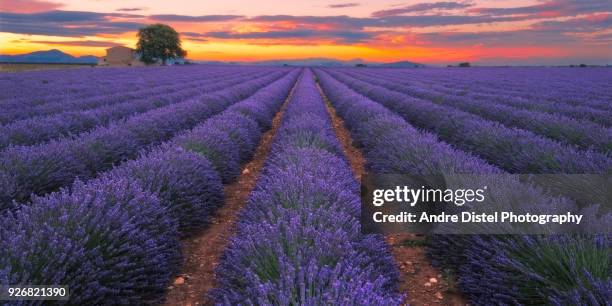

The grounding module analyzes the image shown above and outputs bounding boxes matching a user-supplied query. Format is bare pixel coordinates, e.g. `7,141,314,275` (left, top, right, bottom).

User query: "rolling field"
0,66,610,305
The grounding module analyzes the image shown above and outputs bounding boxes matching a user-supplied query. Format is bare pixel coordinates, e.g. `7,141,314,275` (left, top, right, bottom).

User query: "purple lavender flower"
108,146,224,235
0,175,181,304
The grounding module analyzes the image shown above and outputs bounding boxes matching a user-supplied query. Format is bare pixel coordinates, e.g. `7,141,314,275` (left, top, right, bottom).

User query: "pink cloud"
1,0,63,13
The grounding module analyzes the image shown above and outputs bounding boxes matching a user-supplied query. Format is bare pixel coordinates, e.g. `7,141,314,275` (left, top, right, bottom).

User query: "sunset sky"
0,0,610,65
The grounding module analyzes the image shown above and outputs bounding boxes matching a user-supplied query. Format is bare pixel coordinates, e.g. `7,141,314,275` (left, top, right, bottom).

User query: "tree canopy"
136,24,186,65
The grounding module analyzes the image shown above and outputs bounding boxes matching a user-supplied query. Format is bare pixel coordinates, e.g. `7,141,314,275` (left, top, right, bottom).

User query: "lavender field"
0,66,610,305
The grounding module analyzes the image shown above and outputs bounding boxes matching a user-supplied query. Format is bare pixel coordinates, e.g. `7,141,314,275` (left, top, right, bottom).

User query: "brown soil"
320,90,367,181
162,80,297,306
319,83,467,306
386,234,466,306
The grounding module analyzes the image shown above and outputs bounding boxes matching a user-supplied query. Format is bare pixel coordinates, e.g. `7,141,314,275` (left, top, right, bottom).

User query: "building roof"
106,45,134,52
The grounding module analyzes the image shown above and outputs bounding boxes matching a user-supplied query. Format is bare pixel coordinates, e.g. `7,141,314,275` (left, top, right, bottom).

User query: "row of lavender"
0,69,267,149
0,68,266,125
0,67,221,122
324,69,611,176
338,68,612,152
328,69,610,205
315,69,610,305
353,68,612,127
0,69,300,304
0,66,185,101
212,70,402,304
0,66,264,108
0,69,288,210
359,67,612,112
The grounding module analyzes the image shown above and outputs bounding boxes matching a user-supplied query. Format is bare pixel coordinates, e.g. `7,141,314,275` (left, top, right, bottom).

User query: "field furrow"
163,68,299,306
212,69,402,305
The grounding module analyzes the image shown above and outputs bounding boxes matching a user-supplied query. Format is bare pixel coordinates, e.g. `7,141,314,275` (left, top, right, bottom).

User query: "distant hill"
0,49,98,64
252,58,425,67
194,60,233,65
2,51,422,67
235,58,355,67
195,58,425,67
376,61,424,68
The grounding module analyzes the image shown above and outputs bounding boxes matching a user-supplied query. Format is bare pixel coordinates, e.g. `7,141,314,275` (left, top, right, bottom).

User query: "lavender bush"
457,235,610,305
205,113,261,163
174,128,241,184
0,176,181,304
107,146,224,235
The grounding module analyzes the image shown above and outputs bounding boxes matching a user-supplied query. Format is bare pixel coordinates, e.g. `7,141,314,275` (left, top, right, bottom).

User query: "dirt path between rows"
318,82,466,306
163,80,297,306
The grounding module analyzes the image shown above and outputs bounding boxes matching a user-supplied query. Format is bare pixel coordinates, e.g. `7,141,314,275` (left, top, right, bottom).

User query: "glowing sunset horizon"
0,0,610,65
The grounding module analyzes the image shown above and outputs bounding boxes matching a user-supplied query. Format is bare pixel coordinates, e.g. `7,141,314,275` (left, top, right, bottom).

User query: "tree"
136,24,186,65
